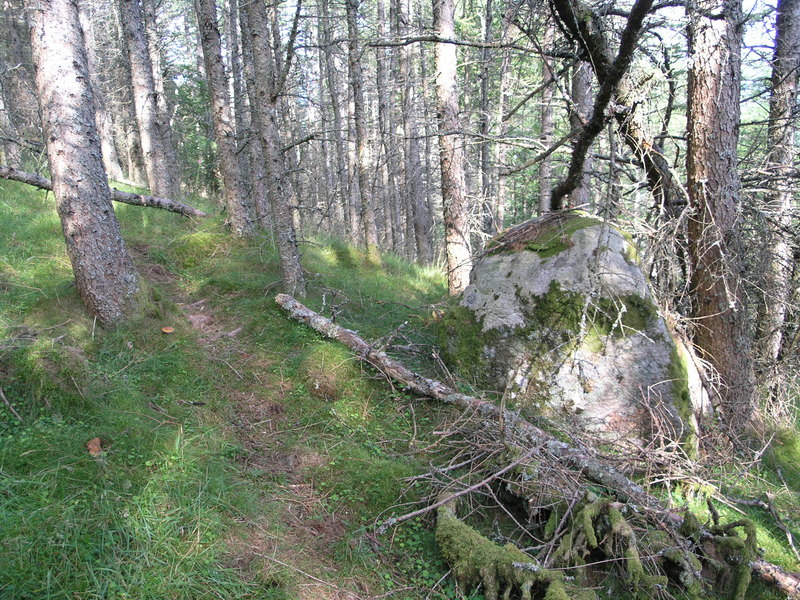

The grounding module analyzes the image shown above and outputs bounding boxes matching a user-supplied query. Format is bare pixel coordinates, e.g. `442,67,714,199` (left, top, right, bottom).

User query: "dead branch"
0,165,208,218
275,293,800,598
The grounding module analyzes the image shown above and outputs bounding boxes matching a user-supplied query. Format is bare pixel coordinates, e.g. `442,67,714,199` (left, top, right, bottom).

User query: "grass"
0,180,452,599
2,179,799,600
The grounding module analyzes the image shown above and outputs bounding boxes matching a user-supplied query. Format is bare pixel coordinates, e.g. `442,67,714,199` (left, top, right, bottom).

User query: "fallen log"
0,165,207,218
275,293,800,598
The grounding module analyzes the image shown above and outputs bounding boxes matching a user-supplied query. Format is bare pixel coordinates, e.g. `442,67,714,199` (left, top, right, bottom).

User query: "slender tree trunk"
346,0,380,261
493,5,513,232
195,0,254,235
760,0,800,366
236,0,270,228
538,24,555,215
26,0,139,326
241,0,305,297
434,0,471,294
396,0,433,263
141,0,180,186
686,0,755,432
478,0,495,235
376,0,404,254
319,0,354,242
110,7,148,185
77,1,125,182
118,0,180,199
570,61,593,207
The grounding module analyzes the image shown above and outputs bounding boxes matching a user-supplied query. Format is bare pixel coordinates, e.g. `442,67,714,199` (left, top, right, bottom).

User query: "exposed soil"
152,272,365,597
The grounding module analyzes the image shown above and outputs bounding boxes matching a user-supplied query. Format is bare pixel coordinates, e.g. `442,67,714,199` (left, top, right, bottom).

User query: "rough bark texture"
241,0,306,297
275,293,800,598
569,62,593,208
78,0,125,183
395,0,433,264
0,166,207,217
686,0,755,431
346,0,380,262
434,0,471,294
118,0,180,199
26,0,139,326
537,23,555,215
761,0,800,364
194,0,254,236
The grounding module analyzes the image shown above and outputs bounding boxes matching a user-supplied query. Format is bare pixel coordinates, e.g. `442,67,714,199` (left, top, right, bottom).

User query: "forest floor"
1,180,799,600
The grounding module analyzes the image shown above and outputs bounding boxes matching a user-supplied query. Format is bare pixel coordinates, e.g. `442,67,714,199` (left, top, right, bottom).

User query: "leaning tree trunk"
686,0,755,432
760,0,800,367
26,0,139,326
434,0,471,294
194,0,254,236
117,0,180,199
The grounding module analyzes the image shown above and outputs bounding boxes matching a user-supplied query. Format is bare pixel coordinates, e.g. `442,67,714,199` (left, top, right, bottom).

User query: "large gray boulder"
440,212,707,446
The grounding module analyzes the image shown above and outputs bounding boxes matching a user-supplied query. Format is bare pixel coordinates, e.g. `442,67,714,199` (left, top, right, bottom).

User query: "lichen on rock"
444,211,708,445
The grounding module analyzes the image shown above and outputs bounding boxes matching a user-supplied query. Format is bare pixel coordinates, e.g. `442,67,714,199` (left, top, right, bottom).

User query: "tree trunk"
194,0,254,235
26,0,139,326
686,0,755,432
434,0,471,294
478,0,496,234
346,0,380,262
760,0,800,366
78,0,125,183
141,0,179,187
396,0,433,263
569,61,593,208
538,23,555,215
376,0,404,255
118,0,181,199
241,0,306,297
318,0,351,238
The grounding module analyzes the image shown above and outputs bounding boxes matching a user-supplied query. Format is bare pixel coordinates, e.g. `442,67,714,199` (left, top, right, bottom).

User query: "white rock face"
454,214,705,444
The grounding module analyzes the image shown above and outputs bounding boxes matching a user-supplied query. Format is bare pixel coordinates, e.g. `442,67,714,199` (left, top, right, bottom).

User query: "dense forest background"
2,0,800,597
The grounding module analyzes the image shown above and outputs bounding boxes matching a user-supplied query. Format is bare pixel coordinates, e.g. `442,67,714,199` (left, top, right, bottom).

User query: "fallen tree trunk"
275,293,800,598
0,165,207,218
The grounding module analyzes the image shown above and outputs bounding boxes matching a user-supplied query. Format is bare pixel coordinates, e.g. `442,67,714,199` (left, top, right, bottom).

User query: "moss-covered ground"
1,181,799,599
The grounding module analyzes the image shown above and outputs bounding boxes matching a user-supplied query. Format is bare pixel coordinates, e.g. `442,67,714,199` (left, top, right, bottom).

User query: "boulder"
440,212,708,446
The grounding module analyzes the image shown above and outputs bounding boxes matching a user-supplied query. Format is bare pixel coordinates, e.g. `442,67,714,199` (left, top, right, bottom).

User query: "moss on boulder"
445,212,707,446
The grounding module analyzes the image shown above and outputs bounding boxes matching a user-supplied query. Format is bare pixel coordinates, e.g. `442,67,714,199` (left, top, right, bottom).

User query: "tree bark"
77,0,125,183
346,0,380,262
319,0,353,241
760,0,800,365
118,0,181,199
25,0,139,326
194,0,254,236
376,0,404,254
434,0,471,294
241,0,306,297
396,0,433,263
537,23,555,215
686,0,755,432
569,61,593,208
0,165,207,217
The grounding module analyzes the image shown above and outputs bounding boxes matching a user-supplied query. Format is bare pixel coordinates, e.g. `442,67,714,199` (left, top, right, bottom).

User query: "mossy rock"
447,212,705,446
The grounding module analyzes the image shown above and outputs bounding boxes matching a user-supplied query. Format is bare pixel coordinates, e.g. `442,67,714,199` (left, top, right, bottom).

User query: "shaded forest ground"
1,180,799,599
